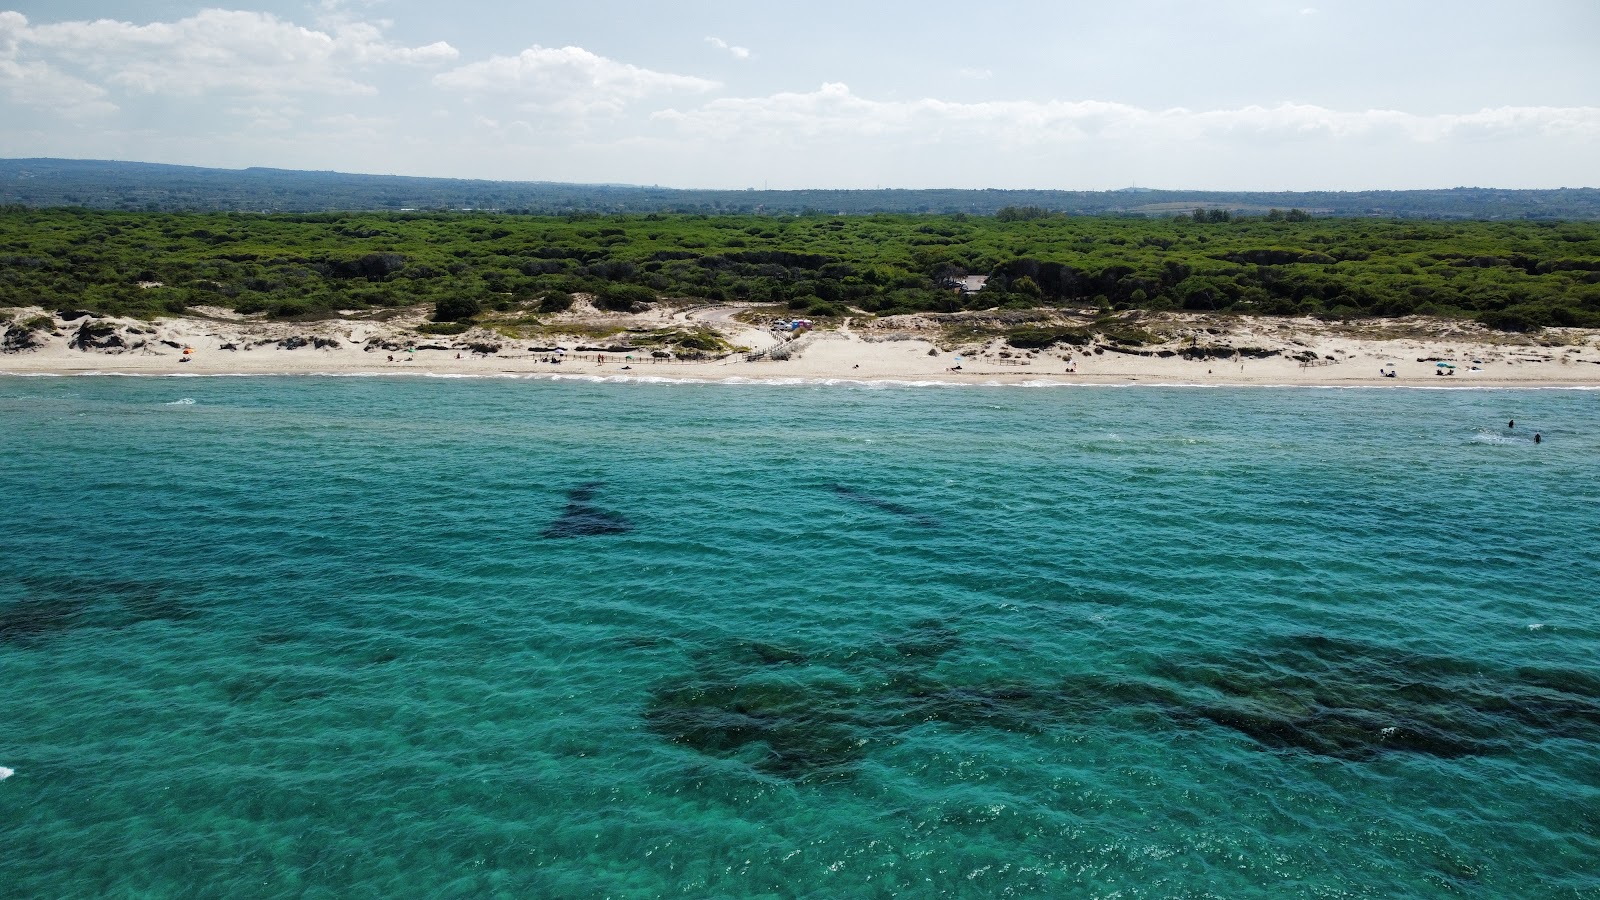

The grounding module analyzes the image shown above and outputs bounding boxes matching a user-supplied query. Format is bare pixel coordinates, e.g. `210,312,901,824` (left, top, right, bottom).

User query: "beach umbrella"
1436,362,1454,368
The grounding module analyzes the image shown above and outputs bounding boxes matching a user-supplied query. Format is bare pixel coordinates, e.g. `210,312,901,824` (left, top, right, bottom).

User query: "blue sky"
2,1,1596,189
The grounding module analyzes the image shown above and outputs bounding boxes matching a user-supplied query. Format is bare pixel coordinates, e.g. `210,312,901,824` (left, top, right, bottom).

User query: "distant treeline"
4,158,1600,220
2,208,1598,332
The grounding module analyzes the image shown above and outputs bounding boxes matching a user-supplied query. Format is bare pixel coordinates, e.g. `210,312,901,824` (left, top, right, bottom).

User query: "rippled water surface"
2,377,1598,898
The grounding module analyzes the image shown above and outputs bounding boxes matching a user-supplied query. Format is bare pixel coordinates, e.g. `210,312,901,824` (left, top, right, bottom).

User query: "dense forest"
5,158,1600,220
3,207,1598,333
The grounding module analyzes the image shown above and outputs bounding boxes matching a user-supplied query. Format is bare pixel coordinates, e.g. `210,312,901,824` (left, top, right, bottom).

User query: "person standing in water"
1509,419,1515,429
1535,433,1542,444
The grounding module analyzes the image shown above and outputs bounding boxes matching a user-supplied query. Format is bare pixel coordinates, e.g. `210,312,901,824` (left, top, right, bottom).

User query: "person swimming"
1534,432,1542,444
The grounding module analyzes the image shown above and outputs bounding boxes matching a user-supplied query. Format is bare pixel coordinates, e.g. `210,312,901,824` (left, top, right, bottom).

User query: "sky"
1,0,1596,190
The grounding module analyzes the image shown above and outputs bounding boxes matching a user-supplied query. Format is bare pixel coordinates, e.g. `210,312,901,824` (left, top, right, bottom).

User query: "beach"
4,302,1599,387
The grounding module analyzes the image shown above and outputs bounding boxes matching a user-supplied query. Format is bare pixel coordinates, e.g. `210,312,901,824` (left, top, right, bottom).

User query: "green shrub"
1007,326,1091,348
1098,325,1156,346
433,295,481,322
538,291,575,313
270,299,313,319
675,331,729,352
594,283,656,312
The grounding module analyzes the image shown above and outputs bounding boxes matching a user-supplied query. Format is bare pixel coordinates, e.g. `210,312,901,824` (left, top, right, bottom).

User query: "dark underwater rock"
828,484,940,528
749,642,808,666
644,629,1600,780
647,676,865,781
544,505,632,538
0,597,85,644
543,482,633,538
1,577,201,647
888,619,960,659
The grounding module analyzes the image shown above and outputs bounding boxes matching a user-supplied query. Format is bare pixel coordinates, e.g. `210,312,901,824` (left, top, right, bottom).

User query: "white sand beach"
4,302,1599,388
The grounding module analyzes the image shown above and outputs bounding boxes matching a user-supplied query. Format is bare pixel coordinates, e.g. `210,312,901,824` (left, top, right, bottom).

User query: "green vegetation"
2,207,1598,332
415,321,472,335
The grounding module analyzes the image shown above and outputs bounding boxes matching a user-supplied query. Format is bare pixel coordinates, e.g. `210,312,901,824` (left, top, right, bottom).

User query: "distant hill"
3,158,1598,219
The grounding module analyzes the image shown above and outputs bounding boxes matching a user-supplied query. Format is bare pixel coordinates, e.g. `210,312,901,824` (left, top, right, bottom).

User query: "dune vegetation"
2,206,1598,333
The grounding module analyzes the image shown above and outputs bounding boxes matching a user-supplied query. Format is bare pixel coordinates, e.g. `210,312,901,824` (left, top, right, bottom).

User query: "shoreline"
7,368,1599,391
4,305,1599,390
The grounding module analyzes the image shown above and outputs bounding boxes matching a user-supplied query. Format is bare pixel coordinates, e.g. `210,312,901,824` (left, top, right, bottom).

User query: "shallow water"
2,377,1597,897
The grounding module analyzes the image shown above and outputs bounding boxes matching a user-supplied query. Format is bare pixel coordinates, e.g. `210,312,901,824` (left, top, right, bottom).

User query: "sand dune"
4,304,1598,388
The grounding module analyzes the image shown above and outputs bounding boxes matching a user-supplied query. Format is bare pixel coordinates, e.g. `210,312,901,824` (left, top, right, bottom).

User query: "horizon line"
3,157,1596,195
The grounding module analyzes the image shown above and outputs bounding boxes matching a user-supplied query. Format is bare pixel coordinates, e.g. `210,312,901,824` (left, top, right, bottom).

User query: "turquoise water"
2,376,1597,898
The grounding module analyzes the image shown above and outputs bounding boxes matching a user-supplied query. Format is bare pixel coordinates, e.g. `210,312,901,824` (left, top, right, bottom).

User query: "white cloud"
224,102,302,130
704,36,750,60
0,57,117,116
8,9,456,100
0,10,22,56
329,21,458,65
0,13,115,116
435,45,717,114
653,83,1600,146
